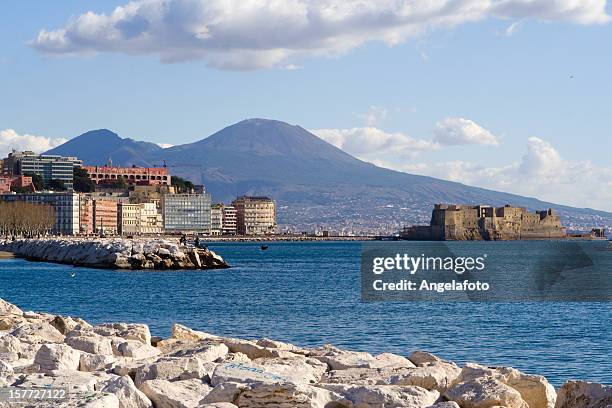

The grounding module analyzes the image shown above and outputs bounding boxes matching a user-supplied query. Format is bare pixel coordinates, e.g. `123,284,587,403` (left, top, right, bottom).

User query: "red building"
0,175,34,193
84,165,170,186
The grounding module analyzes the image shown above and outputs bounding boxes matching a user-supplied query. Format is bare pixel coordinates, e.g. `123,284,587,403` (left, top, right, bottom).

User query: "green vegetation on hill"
171,176,194,193
73,167,96,193
24,173,44,191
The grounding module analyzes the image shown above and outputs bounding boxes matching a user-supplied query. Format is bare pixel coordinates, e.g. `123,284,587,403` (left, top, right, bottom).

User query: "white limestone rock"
458,363,556,408
409,351,444,367
220,352,252,364
83,393,121,408
102,375,153,408
235,381,349,408
139,379,211,408
444,376,529,408
555,380,611,408
320,383,440,408
50,315,92,335
0,391,120,408
0,298,23,316
256,338,307,355
311,345,414,371
94,323,152,345
116,340,161,359
221,338,276,360
320,367,392,386
385,361,461,391
0,333,22,355
79,352,117,372
0,360,14,381
427,402,461,408
253,355,329,384
66,334,114,355
210,361,293,386
18,370,100,393
171,324,221,342
200,382,246,405
135,356,209,386
166,341,229,363
34,344,81,373
10,321,65,344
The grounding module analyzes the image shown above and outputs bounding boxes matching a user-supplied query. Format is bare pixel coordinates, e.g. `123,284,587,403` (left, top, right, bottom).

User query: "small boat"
260,245,269,251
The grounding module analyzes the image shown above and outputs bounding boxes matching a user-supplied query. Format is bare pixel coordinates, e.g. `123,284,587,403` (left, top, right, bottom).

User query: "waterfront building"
162,193,211,233
93,199,118,235
210,204,223,236
232,196,276,235
0,192,80,235
118,202,140,235
84,165,170,186
79,196,94,234
2,151,82,189
222,205,237,235
118,202,163,235
140,202,163,234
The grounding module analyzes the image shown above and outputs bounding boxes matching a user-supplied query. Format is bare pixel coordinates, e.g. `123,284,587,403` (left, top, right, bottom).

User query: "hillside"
46,129,162,167
45,119,612,233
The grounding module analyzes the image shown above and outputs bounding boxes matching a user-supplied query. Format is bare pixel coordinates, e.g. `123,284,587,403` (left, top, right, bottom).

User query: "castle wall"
402,204,567,241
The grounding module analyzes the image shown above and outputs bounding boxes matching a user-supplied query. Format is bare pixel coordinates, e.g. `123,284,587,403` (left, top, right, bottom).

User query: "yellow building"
232,196,276,235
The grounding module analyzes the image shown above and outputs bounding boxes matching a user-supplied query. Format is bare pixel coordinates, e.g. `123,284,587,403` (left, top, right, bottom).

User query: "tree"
73,167,96,193
24,173,44,190
114,176,127,190
0,202,55,237
171,176,195,193
47,179,67,191
10,186,32,194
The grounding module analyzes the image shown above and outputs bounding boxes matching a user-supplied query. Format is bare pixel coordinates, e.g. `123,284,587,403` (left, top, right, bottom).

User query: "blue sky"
1,0,611,210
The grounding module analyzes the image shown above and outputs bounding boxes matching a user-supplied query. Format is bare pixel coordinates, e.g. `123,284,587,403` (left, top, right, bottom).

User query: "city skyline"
1,1,612,211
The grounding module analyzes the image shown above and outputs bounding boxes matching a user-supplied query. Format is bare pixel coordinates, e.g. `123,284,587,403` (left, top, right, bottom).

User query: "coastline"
0,238,229,270
0,297,609,408
0,251,14,259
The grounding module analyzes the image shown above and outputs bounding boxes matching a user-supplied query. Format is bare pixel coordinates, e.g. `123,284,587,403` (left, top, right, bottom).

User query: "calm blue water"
0,241,610,387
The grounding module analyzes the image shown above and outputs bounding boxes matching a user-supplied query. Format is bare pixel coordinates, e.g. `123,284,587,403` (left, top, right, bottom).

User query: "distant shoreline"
0,251,14,259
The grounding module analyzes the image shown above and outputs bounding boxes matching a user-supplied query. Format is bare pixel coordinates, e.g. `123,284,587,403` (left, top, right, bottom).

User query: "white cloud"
312,126,438,161
157,143,174,148
493,0,611,24
30,0,611,69
0,129,67,158
433,117,500,146
359,106,388,126
502,19,524,35
379,137,612,212
284,64,301,70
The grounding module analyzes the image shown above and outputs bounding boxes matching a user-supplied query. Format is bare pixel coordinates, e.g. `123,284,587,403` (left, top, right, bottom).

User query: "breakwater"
0,298,609,408
0,238,229,270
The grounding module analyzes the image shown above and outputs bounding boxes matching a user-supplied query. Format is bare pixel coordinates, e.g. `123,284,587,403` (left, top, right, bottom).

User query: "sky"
1,0,611,211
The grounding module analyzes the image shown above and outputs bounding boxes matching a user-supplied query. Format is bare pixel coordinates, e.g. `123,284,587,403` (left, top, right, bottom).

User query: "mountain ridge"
45,119,612,232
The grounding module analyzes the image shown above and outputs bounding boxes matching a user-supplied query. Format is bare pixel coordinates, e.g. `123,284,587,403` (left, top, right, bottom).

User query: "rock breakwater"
0,298,610,408
0,238,229,270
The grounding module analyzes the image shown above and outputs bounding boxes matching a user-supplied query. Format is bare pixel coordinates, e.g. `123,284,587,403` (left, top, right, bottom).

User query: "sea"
0,241,610,387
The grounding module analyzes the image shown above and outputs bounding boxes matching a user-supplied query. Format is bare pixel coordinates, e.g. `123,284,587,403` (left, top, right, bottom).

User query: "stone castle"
401,204,567,240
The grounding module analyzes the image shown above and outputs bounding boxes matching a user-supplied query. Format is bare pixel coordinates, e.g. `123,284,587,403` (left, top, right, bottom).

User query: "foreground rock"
0,238,229,270
1,297,610,408
554,380,612,408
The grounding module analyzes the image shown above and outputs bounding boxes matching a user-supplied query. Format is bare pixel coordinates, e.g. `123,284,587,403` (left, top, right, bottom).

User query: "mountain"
45,129,163,167
45,119,612,233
